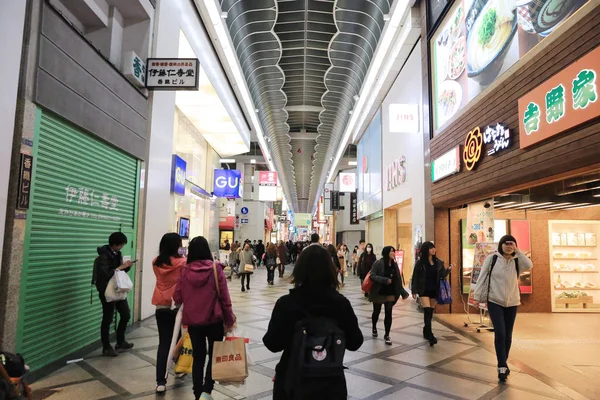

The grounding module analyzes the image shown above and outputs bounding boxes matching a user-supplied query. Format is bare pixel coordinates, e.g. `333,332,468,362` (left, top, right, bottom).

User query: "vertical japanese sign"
350,191,359,225
331,190,340,211
146,58,200,90
17,154,33,210
273,200,283,216
519,46,600,149
123,52,146,88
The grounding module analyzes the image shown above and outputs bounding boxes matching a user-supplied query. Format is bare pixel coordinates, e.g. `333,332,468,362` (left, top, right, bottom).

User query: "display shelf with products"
549,221,600,312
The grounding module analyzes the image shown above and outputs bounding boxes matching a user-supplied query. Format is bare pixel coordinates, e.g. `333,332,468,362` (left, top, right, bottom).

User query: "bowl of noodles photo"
466,0,518,86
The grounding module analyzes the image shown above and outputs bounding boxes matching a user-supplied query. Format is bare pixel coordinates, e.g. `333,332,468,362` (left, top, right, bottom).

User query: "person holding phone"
93,232,134,357
411,242,452,347
473,235,532,382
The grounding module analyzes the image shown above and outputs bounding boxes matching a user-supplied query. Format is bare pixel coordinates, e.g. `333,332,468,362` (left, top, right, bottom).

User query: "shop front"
382,39,428,283
357,110,384,253
429,1,600,313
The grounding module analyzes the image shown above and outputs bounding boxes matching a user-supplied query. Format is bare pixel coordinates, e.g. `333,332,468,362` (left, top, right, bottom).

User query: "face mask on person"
367,247,372,253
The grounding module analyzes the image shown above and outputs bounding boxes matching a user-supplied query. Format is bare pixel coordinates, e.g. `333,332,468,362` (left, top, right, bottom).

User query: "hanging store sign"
483,123,511,156
17,154,33,210
259,171,278,186
339,172,356,193
295,213,312,228
213,169,242,198
389,104,419,133
146,58,199,90
331,190,340,211
350,191,359,225
519,45,600,149
386,156,407,191
123,52,146,88
171,155,187,195
258,171,278,201
273,200,283,216
431,146,460,182
324,182,334,200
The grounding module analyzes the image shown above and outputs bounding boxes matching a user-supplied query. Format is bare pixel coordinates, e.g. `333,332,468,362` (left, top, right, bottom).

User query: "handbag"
174,332,193,374
276,257,281,264
361,271,373,293
244,264,254,272
437,279,452,304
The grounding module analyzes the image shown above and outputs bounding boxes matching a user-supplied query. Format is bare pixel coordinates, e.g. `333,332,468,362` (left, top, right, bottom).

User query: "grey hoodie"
473,250,533,308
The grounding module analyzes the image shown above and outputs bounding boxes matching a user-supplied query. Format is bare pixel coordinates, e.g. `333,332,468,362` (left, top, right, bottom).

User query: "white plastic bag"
114,270,133,292
104,274,128,302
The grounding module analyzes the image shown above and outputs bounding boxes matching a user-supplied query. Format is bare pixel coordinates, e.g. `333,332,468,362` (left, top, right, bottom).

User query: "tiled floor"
31,268,585,399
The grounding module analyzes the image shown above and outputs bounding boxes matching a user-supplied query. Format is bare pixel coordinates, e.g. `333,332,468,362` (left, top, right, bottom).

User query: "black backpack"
284,312,347,399
0,352,26,378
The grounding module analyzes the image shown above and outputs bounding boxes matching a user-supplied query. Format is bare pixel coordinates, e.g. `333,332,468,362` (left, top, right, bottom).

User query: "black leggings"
487,302,518,368
188,323,224,396
99,291,130,348
241,273,251,288
155,308,180,385
372,302,394,336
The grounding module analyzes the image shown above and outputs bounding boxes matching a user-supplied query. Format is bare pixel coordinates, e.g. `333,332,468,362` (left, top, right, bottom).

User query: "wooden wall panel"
430,5,600,208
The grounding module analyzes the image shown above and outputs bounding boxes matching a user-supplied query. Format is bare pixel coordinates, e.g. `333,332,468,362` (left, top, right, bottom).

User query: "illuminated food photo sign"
431,0,590,134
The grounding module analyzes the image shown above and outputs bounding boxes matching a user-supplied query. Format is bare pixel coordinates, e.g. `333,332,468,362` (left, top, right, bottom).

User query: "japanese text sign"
350,191,359,224
483,123,511,156
213,169,242,198
259,171,278,186
123,52,146,88
519,46,600,149
431,146,460,183
17,154,33,210
146,58,199,90
171,155,187,196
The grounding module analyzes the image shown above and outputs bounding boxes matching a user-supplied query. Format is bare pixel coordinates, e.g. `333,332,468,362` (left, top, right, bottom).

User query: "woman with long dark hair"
411,242,452,346
369,246,409,345
263,245,363,399
265,243,278,284
152,233,186,393
358,243,377,298
473,235,532,382
173,237,235,400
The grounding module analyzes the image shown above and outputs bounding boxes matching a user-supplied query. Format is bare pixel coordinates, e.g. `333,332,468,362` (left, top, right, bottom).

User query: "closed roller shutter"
17,110,140,371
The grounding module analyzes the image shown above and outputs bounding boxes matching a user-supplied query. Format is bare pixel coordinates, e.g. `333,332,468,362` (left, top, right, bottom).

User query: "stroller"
0,351,31,400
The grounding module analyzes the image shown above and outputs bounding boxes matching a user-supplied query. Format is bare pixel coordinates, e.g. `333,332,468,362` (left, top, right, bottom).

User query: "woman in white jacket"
473,235,532,383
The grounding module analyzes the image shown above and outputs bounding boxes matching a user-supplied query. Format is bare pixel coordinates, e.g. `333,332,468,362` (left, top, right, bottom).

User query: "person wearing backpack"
93,232,134,357
411,242,453,346
369,246,409,345
173,236,236,400
152,233,187,394
473,235,532,383
263,245,363,400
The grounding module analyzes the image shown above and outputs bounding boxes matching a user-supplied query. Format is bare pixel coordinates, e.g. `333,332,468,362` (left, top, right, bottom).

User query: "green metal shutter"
17,109,141,371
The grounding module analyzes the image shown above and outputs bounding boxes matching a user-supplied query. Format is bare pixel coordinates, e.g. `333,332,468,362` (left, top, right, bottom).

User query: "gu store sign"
386,156,406,191
213,169,242,198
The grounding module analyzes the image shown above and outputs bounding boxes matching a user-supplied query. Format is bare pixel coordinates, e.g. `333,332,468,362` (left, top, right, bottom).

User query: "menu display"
431,0,590,133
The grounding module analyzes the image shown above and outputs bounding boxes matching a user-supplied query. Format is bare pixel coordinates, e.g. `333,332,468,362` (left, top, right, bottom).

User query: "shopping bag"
212,337,248,383
104,275,128,302
437,279,453,305
114,270,133,292
361,271,373,293
174,332,194,374
276,257,281,264
166,306,183,379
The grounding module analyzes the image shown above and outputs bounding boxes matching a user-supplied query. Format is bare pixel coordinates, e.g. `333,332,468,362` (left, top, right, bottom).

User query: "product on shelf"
585,282,597,288
567,233,578,246
566,252,577,258
585,233,597,246
583,264,595,271
554,252,564,258
552,232,561,246
561,233,568,246
577,233,586,246
580,251,592,258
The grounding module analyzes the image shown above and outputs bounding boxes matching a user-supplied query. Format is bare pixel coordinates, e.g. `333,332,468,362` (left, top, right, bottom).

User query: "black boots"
423,308,437,346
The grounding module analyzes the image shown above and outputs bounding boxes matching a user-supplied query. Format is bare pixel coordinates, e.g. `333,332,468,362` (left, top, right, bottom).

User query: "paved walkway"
31,267,586,399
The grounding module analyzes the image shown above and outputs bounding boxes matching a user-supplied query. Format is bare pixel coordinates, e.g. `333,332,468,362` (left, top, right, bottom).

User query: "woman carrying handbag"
238,243,254,292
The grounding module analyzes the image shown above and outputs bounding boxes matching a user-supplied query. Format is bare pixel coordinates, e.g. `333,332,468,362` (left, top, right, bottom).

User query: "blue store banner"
213,169,242,198
171,155,187,195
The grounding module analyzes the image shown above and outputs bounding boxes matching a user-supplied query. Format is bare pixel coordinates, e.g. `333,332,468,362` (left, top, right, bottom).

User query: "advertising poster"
395,250,405,277
466,200,494,245
510,219,533,294
461,219,476,293
467,242,497,309
431,0,590,133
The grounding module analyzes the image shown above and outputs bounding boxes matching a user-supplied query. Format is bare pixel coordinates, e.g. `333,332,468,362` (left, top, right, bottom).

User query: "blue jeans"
487,302,518,368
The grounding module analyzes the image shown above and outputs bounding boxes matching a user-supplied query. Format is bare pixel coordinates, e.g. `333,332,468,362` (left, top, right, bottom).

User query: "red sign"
395,249,404,276
259,171,278,186
519,46,600,149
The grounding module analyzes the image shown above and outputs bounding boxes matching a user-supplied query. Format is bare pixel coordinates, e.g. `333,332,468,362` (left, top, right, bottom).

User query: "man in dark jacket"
93,232,134,357
255,240,265,266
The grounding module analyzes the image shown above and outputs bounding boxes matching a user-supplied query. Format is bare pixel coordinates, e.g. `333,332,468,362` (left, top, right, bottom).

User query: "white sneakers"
156,385,166,393
200,393,214,400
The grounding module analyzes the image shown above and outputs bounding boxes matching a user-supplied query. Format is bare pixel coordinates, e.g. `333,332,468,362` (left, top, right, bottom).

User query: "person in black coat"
411,241,453,346
93,232,134,357
263,245,363,400
255,240,265,266
357,243,377,297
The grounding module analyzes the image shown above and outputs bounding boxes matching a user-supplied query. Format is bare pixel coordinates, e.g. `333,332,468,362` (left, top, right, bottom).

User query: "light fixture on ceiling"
220,11,228,19
250,159,256,164
353,95,359,102
349,161,357,166
220,158,235,163
383,14,391,21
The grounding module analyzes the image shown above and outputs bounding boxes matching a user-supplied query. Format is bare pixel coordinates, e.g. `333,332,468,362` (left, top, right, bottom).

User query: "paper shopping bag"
212,338,248,383
174,332,193,374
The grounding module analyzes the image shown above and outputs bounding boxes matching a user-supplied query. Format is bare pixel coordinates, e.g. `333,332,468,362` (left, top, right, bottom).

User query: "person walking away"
239,243,254,291
93,232,134,357
369,246,409,345
173,236,235,400
358,243,376,298
276,240,289,278
227,246,239,280
263,245,363,399
356,240,366,275
327,245,343,288
265,243,278,284
473,235,532,382
343,245,351,275
152,233,187,393
411,242,453,346
256,240,266,267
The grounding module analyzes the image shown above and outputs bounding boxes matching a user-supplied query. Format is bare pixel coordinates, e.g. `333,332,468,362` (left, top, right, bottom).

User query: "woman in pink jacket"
174,236,236,400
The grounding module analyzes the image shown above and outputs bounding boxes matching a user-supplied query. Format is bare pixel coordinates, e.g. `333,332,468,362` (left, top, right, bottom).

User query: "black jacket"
369,259,408,302
256,243,265,256
93,245,128,292
331,255,341,271
357,253,376,279
263,286,363,399
410,258,450,296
